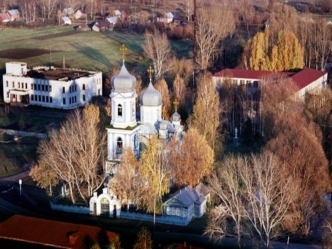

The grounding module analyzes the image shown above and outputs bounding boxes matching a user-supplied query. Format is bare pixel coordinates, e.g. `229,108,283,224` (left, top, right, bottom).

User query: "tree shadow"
70,43,112,69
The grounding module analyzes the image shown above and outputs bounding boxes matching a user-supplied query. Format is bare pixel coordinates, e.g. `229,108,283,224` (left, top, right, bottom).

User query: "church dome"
111,62,136,93
140,82,162,106
172,111,181,122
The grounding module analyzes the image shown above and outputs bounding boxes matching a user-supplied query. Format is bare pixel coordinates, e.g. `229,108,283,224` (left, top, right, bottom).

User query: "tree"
169,128,214,187
155,78,171,119
37,105,106,204
108,147,138,210
244,29,304,71
195,5,236,71
29,158,58,196
133,227,152,249
142,30,174,80
139,136,171,222
172,74,186,104
205,155,246,246
39,0,57,19
189,74,221,153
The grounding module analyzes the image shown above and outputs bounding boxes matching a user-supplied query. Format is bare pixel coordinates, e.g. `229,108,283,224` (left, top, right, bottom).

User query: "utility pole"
193,0,197,69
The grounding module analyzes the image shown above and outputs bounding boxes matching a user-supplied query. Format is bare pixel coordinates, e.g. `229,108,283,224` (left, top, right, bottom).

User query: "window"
50,97,53,103
46,96,49,102
42,85,44,91
118,104,122,116
49,85,52,92
82,84,85,90
45,85,48,92
42,96,45,102
6,92,9,98
25,83,27,89
34,84,37,90
98,89,100,96
69,98,71,104
62,87,65,93
63,98,66,105
31,84,33,89
117,137,123,149
6,81,8,87
18,82,20,88
74,96,76,102
38,95,41,101
82,94,86,101
38,85,40,91
31,95,34,101
12,82,14,87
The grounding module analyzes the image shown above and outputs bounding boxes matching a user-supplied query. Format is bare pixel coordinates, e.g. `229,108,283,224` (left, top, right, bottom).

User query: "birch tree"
139,136,171,221
142,30,173,80
205,155,246,246
39,0,57,19
37,104,106,204
189,74,221,153
155,78,171,119
195,5,236,71
108,147,139,210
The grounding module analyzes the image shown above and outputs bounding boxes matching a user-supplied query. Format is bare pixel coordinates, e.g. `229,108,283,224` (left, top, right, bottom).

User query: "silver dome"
140,82,162,106
111,62,136,93
172,111,181,122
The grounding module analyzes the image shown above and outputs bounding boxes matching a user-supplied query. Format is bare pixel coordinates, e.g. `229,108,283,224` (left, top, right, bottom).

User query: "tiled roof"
0,215,118,249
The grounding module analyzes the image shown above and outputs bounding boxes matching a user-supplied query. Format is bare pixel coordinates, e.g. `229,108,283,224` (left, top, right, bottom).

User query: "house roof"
0,13,11,22
213,68,327,90
114,10,121,16
8,9,19,16
107,17,118,24
62,16,71,23
290,68,327,89
165,184,209,208
0,215,118,249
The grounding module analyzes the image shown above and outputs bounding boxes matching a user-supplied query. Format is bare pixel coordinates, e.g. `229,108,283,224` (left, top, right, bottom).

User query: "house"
63,7,74,16
0,214,119,249
75,8,87,20
114,9,121,18
73,23,90,31
157,12,174,23
212,68,328,100
7,9,20,21
0,12,10,23
62,16,72,25
92,20,110,32
89,188,122,218
3,62,103,109
162,183,210,222
107,16,118,26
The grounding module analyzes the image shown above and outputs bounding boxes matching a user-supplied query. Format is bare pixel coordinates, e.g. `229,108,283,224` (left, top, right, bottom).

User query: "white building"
3,62,102,109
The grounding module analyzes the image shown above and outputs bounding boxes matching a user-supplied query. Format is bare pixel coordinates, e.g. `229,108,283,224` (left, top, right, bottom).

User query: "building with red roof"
212,68,328,99
0,215,119,248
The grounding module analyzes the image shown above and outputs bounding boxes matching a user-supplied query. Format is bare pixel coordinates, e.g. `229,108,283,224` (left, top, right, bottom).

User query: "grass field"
0,26,192,74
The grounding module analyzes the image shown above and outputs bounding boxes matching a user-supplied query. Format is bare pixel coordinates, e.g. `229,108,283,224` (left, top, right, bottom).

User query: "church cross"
120,44,127,60
147,66,154,81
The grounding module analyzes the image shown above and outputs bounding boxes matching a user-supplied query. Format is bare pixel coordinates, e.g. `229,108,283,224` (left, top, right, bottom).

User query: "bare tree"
39,0,57,19
142,30,174,80
37,105,106,204
205,155,246,246
195,5,236,71
242,151,299,248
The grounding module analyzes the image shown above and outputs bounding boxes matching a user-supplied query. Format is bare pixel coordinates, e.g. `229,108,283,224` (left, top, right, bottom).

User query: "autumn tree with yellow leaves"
243,29,304,71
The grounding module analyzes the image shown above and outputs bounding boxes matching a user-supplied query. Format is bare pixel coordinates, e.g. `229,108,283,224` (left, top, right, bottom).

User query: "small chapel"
89,45,183,218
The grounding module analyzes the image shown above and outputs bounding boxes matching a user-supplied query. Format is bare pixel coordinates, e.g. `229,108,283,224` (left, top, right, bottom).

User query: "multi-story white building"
3,62,102,109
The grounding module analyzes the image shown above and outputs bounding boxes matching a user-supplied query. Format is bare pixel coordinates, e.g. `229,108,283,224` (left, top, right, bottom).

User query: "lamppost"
19,179,22,195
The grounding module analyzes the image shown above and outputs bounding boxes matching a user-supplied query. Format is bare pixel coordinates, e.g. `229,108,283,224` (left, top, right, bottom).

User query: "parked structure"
3,62,102,109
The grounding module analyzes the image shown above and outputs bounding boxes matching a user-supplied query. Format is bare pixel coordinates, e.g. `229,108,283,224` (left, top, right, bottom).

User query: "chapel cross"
120,44,127,60
147,66,154,81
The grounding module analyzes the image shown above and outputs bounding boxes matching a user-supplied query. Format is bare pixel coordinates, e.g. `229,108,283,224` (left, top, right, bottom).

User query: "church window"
117,137,123,149
118,104,122,116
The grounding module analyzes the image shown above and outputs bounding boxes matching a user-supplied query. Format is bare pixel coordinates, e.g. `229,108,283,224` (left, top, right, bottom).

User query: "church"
90,47,183,218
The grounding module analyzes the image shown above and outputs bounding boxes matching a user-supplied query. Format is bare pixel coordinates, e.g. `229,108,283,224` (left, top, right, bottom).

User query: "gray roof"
140,82,162,106
172,111,181,122
164,184,209,208
111,62,136,93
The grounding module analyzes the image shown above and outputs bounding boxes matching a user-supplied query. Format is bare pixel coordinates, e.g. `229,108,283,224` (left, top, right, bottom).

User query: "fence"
120,212,190,226
50,202,90,215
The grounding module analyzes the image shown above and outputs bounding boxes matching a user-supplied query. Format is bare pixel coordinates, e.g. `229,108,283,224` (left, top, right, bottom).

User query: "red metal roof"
213,68,327,90
0,215,118,249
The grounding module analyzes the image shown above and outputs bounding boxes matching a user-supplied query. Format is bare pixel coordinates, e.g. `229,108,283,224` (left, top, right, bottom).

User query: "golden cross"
120,44,127,60
147,66,154,81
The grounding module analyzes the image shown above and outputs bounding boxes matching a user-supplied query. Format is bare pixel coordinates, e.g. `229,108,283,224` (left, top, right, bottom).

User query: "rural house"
0,13,10,23
8,9,20,21
163,183,210,222
75,8,87,20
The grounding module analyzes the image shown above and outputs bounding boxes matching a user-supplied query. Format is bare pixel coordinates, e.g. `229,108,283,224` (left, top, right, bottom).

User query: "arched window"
118,104,122,116
117,137,123,149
